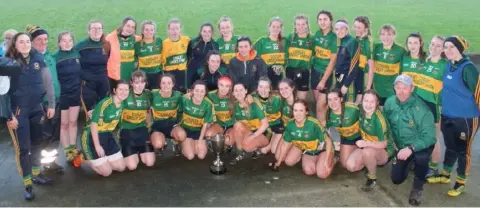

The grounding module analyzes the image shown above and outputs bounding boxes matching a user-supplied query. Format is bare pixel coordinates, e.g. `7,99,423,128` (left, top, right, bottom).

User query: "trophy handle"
206,136,213,152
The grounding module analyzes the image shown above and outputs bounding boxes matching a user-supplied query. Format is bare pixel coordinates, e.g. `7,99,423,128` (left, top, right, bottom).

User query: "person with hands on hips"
383,74,436,206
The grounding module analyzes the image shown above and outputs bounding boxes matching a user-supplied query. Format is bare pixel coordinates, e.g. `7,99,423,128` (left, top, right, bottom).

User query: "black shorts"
222,124,234,135
340,137,361,145
60,90,81,110
267,65,284,90
270,123,285,134
185,128,201,140
422,99,441,123
151,120,176,138
81,131,120,160
303,150,323,156
164,70,186,93
146,72,161,90
286,67,310,91
311,69,333,93
120,127,154,157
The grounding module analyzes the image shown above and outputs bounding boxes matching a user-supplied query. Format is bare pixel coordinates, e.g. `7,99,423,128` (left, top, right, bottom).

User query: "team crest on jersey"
304,131,310,138
181,44,186,50
76,59,80,64
252,65,257,72
122,42,129,47
389,55,395,60
102,48,107,55
460,132,466,140
409,120,415,127
34,62,40,70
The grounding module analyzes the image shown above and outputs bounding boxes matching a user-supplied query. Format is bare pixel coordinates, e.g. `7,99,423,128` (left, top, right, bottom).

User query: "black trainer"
24,185,35,201
32,173,53,185
44,162,64,173
173,144,181,157
361,178,376,192
408,188,423,206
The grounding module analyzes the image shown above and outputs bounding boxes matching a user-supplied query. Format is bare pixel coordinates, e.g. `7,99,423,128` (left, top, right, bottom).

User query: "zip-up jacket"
8,51,55,111
197,66,228,91
384,93,436,152
53,49,82,95
187,37,219,72
75,38,109,81
227,50,267,93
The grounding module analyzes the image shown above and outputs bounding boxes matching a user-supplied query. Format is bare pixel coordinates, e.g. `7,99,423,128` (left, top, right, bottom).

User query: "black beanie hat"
445,36,468,54
25,25,48,40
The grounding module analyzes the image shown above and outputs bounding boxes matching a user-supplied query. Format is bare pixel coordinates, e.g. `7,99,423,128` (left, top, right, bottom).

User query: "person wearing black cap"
427,36,479,197
26,25,64,173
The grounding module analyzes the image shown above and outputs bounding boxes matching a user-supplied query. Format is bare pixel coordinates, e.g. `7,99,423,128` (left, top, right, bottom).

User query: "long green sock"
64,145,73,154
23,175,32,186
456,174,466,184
32,166,41,176
441,165,452,177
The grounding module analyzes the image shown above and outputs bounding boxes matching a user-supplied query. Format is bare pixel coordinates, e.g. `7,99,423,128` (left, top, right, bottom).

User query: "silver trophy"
208,134,227,174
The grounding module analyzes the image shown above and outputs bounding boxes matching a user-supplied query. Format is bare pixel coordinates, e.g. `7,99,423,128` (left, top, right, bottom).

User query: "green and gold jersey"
179,97,215,132
253,36,286,66
217,35,239,65
151,90,183,122
412,58,446,104
283,116,328,153
326,103,361,141
286,33,313,69
91,96,123,133
120,90,152,130
161,36,190,71
207,90,235,128
233,100,266,131
312,30,338,73
119,35,137,81
135,38,162,74
281,99,293,126
252,93,282,126
358,36,374,71
373,43,406,98
359,109,395,156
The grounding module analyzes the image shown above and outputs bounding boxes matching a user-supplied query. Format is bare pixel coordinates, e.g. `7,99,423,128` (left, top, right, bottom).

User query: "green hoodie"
383,93,436,152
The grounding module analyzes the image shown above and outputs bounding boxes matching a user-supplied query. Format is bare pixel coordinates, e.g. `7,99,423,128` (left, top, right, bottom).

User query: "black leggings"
391,145,434,190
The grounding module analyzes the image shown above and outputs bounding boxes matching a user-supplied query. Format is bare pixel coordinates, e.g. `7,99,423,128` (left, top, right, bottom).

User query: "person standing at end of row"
428,36,479,197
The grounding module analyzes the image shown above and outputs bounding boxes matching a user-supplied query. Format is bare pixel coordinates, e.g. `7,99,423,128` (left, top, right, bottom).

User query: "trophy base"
210,165,227,175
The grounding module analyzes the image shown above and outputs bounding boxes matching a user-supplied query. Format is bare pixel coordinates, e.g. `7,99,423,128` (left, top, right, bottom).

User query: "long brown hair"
406,32,427,63
117,16,137,35
354,16,372,36
140,20,159,50
88,20,110,54
159,73,176,90
317,10,334,29
269,17,284,51
325,89,346,127
292,14,311,42
6,32,31,66
360,89,380,121
229,82,249,117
